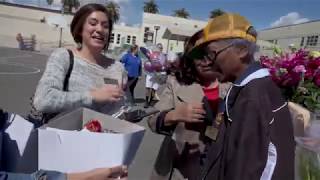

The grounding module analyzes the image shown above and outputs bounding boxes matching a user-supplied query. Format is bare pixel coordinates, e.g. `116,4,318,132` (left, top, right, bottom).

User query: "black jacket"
201,63,295,180
0,109,66,180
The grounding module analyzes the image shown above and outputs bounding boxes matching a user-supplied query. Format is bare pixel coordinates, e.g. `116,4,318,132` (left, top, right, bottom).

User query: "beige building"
0,2,207,54
109,24,140,50
140,12,207,53
258,20,320,51
0,2,74,51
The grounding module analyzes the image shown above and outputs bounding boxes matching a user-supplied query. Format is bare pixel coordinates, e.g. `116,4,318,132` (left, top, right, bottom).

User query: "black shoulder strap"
63,49,74,91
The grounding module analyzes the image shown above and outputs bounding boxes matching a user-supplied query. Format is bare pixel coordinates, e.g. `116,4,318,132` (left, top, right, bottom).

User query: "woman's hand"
90,84,124,103
165,102,205,126
67,165,128,180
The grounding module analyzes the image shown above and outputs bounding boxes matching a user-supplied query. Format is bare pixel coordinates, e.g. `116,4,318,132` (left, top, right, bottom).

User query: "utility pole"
154,25,160,44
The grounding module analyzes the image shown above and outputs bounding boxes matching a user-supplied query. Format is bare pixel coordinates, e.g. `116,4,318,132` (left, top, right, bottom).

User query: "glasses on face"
192,43,233,62
205,43,233,62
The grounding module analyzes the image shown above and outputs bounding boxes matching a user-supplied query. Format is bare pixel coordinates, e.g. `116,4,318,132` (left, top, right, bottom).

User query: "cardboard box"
3,108,145,173
2,113,35,172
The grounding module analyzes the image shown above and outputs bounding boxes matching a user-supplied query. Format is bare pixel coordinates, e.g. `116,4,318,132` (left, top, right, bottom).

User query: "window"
110,33,114,43
306,35,318,46
144,27,149,43
144,26,153,43
300,37,304,47
116,34,121,44
132,36,136,44
127,35,131,44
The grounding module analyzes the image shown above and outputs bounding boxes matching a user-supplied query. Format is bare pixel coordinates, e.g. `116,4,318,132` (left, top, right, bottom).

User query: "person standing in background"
120,45,142,105
144,43,167,108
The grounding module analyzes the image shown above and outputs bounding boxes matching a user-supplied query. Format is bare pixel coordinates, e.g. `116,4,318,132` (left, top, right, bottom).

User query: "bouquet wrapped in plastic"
140,45,168,74
295,137,320,180
260,49,320,112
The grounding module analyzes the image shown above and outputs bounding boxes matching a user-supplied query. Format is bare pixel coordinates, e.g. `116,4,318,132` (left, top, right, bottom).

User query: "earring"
77,43,82,49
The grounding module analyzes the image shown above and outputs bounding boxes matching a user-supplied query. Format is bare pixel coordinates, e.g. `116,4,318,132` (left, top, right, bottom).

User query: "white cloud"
271,12,309,27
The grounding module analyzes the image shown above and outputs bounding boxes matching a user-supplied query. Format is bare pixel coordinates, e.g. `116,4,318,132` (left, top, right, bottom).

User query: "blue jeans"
0,170,66,180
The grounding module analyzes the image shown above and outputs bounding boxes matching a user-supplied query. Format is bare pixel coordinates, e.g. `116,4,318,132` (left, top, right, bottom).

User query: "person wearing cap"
147,30,229,180
187,14,295,180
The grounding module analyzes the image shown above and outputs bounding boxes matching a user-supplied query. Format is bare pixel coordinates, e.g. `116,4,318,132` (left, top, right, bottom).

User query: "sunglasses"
191,43,233,62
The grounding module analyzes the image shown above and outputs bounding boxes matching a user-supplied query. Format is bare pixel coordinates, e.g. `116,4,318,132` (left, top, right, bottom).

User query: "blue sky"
9,0,320,30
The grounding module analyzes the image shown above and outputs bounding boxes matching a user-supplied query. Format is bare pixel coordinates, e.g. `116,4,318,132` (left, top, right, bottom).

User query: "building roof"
256,40,277,48
260,19,320,31
143,12,207,29
162,27,198,41
143,12,207,24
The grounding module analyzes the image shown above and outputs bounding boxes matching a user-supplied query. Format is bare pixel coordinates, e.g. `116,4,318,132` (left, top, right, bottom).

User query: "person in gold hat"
187,13,295,180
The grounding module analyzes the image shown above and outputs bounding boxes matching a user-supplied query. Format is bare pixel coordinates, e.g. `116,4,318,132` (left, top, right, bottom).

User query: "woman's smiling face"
81,11,110,50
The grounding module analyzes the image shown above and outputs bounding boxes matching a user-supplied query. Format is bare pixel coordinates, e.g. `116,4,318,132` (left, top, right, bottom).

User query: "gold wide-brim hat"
187,13,257,58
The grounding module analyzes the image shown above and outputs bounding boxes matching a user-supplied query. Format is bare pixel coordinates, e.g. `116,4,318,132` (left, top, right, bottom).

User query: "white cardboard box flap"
38,108,145,173
2,113,35,172
3,108,145,173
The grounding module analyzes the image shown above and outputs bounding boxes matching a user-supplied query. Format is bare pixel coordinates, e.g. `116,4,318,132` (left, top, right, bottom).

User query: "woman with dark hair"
120,45,142,104
147,30,229,180
33,3,126,117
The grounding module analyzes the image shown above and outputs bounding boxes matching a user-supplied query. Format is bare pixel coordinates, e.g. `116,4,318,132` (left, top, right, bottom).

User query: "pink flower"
307,59,320,70
315,75,320,87
293,65,306,73
305,69,314,80
280,72,301,87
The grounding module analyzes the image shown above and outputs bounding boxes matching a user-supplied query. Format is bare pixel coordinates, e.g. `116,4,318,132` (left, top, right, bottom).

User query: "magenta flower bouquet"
260,49,320,112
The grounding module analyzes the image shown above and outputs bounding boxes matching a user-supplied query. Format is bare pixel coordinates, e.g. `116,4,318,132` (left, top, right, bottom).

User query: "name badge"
205,126,219,140
205,113,224,141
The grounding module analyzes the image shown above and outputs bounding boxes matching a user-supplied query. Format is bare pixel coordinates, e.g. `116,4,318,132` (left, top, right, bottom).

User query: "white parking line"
0,62,41,75
0,54,32,61
0,54,42,75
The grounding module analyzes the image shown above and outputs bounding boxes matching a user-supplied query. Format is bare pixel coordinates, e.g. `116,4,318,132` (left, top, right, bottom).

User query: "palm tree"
62,0,80,13
105,1,120,23
209,9,225,19
143,0,159,14
173,8,190,19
